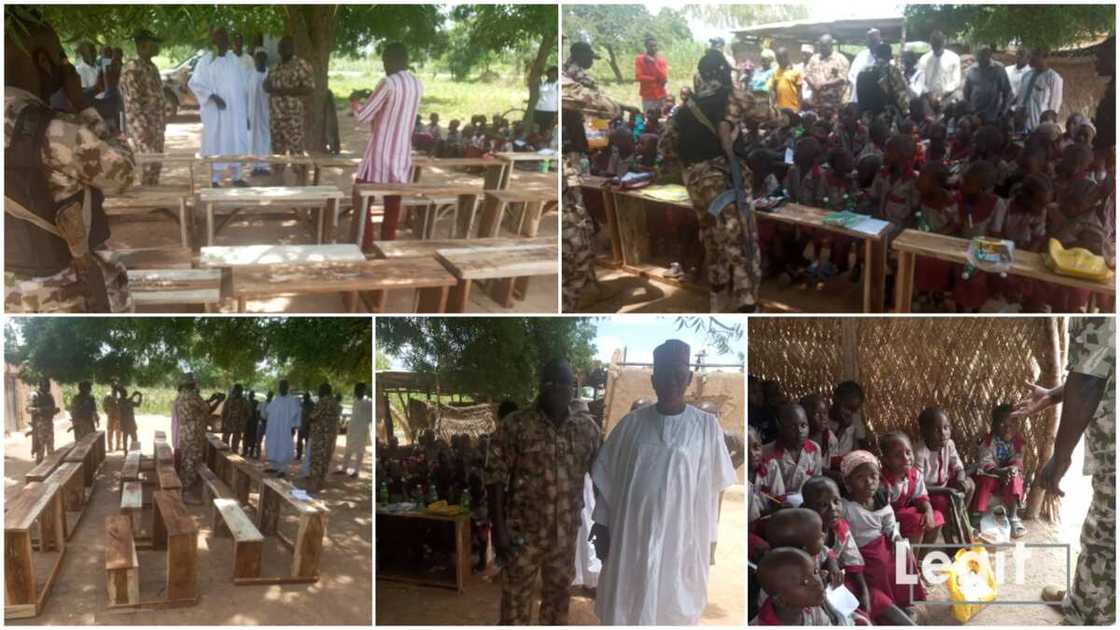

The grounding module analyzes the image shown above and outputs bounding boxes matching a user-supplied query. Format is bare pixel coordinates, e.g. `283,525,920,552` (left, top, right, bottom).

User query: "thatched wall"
748,318,1066,492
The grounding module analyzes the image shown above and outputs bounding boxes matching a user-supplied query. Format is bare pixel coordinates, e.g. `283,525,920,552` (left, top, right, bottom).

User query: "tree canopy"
563,6,692,82
376,317,596,406
904,4,1115,50
4,317,371,391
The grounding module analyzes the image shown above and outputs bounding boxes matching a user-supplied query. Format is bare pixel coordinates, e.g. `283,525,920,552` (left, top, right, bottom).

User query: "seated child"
751,547,831,625
784,136,824,206
999,175,1051,308
971,404,1026,537
853,154,883,215
948,114,976,162
922,122,948,167
967,125,1009,189
840,450,926,609
762,403,822,497
1047,179,1110,311
829,381,870,464
870,134,919,228
914,407,975,540
819,148,855,211
878,431,942,546
426,113,442,140
914,161,958,304
952,160,1007,312
857,118,889,161
801,393,839,471
441,119,463,157
1059,113,1088,151
803,476,912,625
831,103,867,160
750,426,786,523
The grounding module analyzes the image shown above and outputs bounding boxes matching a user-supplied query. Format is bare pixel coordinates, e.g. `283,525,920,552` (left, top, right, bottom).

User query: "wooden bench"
119,480,143,538
254,476,327,582
104,186,193,248
231,257,458,313
198,243,366,269
476,189,558,240
152,490,199,602
223,453,263,507
197,185,345,246
154,430,167,441
114,247,194,270
134,152,199,194
5,479,66,619
105,514,140,607
50,462,87,539
198,464,235,532
353,183,487,242
63,432,101,488
122,450,141,483
127,268,221,310
436,244,559,311
891,229,1116,313
24,443,73,483
410,156,507,190
491,151,556,189
370,235,554,260
205,433,230,477
213,498,265,581
157,466,183,497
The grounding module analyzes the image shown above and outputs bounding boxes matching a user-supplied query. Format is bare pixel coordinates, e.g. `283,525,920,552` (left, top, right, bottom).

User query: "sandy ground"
116,108,558,313
375,486,746,625
5,412,372,625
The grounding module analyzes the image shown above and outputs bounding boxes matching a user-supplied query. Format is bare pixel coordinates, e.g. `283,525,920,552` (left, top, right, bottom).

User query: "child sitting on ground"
914,406,975,540
972,404,1026,537
750,426,785,522
878,431,941,547
830,381,870,464
801,393,838,471
762,403,822,496
750,547,831,625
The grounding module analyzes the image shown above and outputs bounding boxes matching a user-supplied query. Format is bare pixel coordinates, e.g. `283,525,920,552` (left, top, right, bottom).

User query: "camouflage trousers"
74,419,95,441
31,416,54,464
683,157,761,311
271,113,304,156
307,427,334,488
129,125,165,185
561,157,595,313
500,535,578,625
1064,471,1116,625
5,252,133,313
178,433,206,488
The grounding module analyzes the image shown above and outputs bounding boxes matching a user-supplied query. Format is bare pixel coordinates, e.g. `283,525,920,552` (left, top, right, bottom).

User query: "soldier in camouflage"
4,15,135,313
173,373,222,503
560,42,636,313
102,385,123,451
306,383,342,493
264,36,314,176
485,359,601,624
69,380,99,441
27,377,59,465
1016,318,1115,624
120,30,166,185
221,384,252,453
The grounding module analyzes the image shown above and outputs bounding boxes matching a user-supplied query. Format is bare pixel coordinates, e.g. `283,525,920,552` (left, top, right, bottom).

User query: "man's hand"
211,94,227,110
62,63,87,112
590,523,610,561
1011,380,1058,418
1039,452,1072,496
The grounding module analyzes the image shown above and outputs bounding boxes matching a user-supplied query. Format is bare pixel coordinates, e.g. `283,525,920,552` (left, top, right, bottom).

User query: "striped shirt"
356,70,422,183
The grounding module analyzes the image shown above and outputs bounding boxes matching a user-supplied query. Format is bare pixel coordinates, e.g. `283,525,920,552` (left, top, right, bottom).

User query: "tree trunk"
286,5,338,154
605,44,625,83
522,31,555,125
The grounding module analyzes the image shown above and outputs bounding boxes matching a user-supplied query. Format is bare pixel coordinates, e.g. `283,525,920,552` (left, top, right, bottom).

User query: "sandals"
1010,517,1027,538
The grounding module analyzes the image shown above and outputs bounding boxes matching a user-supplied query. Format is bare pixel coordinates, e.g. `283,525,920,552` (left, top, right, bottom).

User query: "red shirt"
634,54,668,100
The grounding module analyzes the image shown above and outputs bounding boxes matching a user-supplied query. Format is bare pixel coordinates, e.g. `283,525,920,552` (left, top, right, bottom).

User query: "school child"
971,404,1027,537
1047,179,1111,311
750,426,786,522
762,403,822,496
870,134,919,228
951,160,1007,312
750,548,832,625
998,175,1051,308
801,393,838,471
829,381,870,463
879,432,941,545
914,407,975,537
913,161,958,306
832,103,868,160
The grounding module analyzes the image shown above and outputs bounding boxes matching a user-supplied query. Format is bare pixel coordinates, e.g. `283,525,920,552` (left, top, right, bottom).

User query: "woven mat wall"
748,318,1064,476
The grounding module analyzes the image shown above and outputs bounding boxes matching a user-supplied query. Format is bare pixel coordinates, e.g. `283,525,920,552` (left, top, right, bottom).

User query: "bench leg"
233,471,251,507
489,278,516,309
41,494,65,552
893,251,914,313
866,239,887,314
234,540,263,579
166,532,198,600
447,280,472,313
477,198,506,238
258,486,281,536
179,198,190,249
351,197,370,247
455,194,478,238
5,531,36,605
206,203,215,247
328,198,340,244
416,286,449,313
316,203,325,244
107,566,139,606
152,496,168,550
291,513,324,578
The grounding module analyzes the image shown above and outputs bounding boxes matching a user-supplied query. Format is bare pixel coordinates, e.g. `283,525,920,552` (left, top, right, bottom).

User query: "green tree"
904,4,1115,50
376,317,596,407
674,317,745,361
682,5,810,29
563,6,692,83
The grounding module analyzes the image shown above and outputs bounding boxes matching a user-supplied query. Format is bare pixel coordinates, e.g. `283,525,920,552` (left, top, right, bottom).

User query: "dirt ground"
117,108,557,314
375,485,746,625
4,412,372,625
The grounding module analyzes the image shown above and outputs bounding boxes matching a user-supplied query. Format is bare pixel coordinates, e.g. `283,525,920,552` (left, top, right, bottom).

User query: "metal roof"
734,16,905,44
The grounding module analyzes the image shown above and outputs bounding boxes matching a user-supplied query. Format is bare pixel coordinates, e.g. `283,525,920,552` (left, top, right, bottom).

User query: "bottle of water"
378,480,389,505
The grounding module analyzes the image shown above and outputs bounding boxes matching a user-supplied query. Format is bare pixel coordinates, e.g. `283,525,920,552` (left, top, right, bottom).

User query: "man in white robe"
246,51,271,175
911,30,961,102
188,27,250,187
264,380,301,476
590,340,736,625
847,28,881,104
1017,48,1064,131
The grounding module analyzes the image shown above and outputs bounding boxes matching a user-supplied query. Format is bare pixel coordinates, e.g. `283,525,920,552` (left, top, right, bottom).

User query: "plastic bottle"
538,159,550,173
414,484,425,511
459,489,471,511
378,480,389,505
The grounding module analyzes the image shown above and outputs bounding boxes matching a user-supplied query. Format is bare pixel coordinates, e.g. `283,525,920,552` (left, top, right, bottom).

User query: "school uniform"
831,416,867,466
821,518,894,622
914,197,959,293
972,432,1025,512
914,438,967,525
761,439,821,496
952,192,1007,310
882,465,942,538
842,497,926,608
750,599,834,625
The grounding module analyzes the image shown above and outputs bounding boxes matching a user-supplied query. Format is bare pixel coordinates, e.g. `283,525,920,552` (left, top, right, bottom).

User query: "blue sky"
642,2,906,42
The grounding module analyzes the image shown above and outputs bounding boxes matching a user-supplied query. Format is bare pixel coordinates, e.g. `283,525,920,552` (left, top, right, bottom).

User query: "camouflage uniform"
560,61,620,312
1064,317,1115,626
27,389,58,464
222,395,252,452
307,396,342,489
659,86,777,311
173,389,211,488
4,87,135,313
102,394,123,450
484,403,601,624
69,392,98,441
268,57,314,156
120,57,166,184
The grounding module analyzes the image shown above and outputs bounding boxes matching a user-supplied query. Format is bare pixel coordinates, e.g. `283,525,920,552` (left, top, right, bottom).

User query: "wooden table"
196,185,345,246
376,509,471,592
63,431,104,489
152,490,199,601
23,443,72,483
198,244,365,269
353,184,487,242
410,157,506,189
891,230,1116,313
310,153,362,186
579,176,623,264
134,153,199,193
436,244,558,311
104,186,193,248
476,189,558,239
491,151,558,190
5,479,66,619
256,476,328,581
127,269,221,309
230,257,457,313
114,247,194,270
371,236,555,260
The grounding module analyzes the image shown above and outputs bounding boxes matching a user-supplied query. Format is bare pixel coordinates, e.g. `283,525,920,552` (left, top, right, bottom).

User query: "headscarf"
840,449,880,479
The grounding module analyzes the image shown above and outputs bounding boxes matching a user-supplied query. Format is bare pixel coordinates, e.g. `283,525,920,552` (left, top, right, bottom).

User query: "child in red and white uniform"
761,403,822,497
879,431,942,546
914,407,975,529
972,404,1027,537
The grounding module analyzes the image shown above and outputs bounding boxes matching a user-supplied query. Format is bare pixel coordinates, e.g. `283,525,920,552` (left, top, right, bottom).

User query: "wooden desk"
152,490,198,601
5,480,66,619
127,269,221,309
579,176,623,264
410,157,506,190
24,444,72,483
105,186,193,248
491,151,557,190
353,184,486,242
63,431,103,488
376,509,471,592
230,257,457,313
135,153,199,194
199,244,365,271
310,154,362,186
477,189,558,239
891,229,1116,312
371,236,555,259
205,433,231,478
114,247,194,270
196,185,345,245
437,244,558,311
256,477,328,581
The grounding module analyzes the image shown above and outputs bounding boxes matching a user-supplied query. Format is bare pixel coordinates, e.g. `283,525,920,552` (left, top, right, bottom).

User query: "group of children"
748,378,1028,625
412,112,554,158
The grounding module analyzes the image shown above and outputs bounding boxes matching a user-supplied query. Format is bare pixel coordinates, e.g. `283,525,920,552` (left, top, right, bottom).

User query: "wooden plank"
197,185,344,204
157,466,182,492
892,229,1115,294
197,153,319,166
411,156,503,168
153,491,195,538
4,530,35,605
436,245,558,281
127,269,220,292
24,444,73,482
291,512,325,578
198,244,365,268
62,439,94,464
5,480,60,532
135,153,198,165
214,498,264,543
122,452,141,482
120,482,143,513
232,258,456,298
492,151,556,163
49,462,84,514
166,531,199,600
371,236,554,259
104,514,137,571
485,189,558,204
155,442,173,465
105,187,191,209
260,477,327,516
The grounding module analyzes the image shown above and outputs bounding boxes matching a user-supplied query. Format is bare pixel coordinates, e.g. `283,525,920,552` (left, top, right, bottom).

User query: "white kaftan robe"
188,50,250,181
264,394,301,470
1017,67,1063,131
573,473,601,588
246,68,271,171
591,404,737,625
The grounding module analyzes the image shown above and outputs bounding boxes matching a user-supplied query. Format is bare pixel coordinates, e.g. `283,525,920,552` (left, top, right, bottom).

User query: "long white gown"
263,394,301,470
188,50,250,181
591,404,736,625
573,473,601,588
246,68,271,171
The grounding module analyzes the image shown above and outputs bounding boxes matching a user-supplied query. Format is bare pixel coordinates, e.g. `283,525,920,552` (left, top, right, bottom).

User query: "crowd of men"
23,372,373,498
